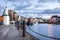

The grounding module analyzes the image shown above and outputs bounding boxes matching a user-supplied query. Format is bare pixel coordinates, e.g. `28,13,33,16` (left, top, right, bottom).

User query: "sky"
0,0,60,19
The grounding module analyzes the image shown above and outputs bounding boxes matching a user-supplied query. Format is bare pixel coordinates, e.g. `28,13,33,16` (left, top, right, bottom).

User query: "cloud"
40,8,60,14
15,2,60,14
7,0,17,2
0,0,60,16
13,0,60,13
14,4,31,10
16,8,60,16
58,0,60,2
38,0,48,3
38,0,58,3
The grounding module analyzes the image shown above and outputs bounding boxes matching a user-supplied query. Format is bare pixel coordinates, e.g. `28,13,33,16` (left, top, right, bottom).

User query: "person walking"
15,20,20,30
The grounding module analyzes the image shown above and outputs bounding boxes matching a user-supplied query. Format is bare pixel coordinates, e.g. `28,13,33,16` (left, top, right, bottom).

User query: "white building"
3,7,10,25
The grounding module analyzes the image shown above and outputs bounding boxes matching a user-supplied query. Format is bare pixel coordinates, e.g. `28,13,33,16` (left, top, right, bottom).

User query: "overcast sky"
0,0,60,18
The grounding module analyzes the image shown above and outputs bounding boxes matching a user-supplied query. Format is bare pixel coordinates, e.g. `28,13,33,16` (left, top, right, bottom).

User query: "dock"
0,24,38,40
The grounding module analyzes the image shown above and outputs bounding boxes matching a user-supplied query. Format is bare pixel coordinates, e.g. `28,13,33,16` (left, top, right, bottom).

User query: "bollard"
22,21,26,37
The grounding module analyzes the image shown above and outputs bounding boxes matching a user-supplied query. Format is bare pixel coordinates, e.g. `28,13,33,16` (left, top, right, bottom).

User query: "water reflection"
26,24,60,40
48,24,53,37
48,24,54,40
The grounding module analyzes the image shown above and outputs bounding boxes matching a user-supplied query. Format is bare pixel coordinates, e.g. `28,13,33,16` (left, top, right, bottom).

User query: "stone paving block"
0,24,38,40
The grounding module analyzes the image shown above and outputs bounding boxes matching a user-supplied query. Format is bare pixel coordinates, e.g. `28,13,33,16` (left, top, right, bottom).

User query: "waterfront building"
37,18,44,22
27,18,35,24
31,18,37,23
57,16,60,22
18,16,21,20
51,15,58,22
8,10,13,21
0,16,3,22
3,7,10,25
20,16,25,21
0,16,3,25
24,18,28,22
48,19,53,23
8,10,18,23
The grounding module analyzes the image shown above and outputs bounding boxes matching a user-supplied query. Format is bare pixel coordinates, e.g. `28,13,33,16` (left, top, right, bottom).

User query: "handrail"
27,26,60,40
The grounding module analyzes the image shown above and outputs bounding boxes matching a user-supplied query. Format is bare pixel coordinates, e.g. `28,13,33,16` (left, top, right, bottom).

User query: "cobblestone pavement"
0,24,31,40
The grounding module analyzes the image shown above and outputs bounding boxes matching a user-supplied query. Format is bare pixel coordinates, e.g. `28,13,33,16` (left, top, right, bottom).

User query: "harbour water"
26,23,60,40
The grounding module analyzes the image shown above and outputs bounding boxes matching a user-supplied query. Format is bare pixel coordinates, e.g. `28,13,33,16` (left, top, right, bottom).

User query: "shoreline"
38,22,60,24
26,31,39,40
